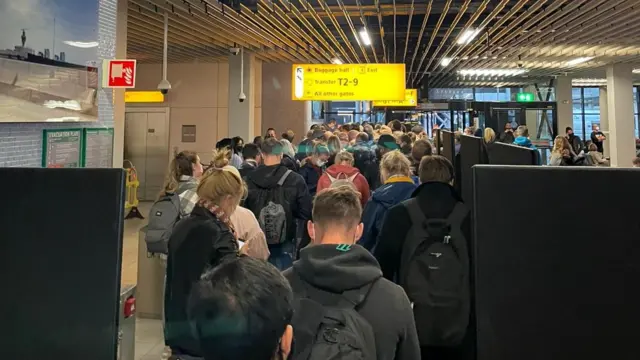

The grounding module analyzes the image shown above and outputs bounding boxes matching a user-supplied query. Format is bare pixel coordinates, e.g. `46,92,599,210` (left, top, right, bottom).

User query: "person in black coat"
239,143,261,178
244,138,312,270
164,151,245,358
375,155,474,360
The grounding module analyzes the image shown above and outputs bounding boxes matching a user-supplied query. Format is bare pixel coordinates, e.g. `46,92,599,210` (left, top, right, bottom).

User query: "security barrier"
124,161,144,220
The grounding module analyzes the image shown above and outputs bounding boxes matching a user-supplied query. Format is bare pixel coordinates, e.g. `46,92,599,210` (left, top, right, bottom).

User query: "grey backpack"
258,170,292,245
144,193,181,254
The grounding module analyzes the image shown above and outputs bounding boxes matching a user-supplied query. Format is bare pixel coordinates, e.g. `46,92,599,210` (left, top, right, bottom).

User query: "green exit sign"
517,92,535,102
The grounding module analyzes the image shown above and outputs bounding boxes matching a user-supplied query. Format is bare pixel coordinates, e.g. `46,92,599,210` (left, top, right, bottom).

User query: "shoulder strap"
446,202,468,227
347,173,358,182
327,173,337,183
405,198,427,227
277,169,292,186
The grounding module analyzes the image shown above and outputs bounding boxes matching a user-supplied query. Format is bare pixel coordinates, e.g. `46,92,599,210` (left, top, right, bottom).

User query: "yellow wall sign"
372,89,418,107
124,91,165,103
292,64,406,101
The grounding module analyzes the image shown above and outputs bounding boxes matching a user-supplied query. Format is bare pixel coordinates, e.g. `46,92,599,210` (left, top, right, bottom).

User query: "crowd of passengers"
156,118,640,360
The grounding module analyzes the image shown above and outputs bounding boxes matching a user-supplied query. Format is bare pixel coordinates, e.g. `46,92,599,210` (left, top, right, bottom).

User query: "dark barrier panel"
459,135,483,204
487,141,539,165
441,129,456,165
0,168,126,360
473,166,640,360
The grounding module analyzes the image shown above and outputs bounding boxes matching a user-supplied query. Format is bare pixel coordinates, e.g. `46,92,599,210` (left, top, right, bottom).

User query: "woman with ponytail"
160,150,203,217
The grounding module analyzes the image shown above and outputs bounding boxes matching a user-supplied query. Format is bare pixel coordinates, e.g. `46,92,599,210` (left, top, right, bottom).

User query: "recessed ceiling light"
440,57,452,67
482,56,488,59
572,78,607,86
457,28,481,45
632,69,640,74
462,56,469,60
566,57,594,66
331,57,343,65
358,28,371,46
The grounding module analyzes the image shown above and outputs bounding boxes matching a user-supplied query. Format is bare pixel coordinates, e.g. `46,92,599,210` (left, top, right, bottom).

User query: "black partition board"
459,135,483,204
441,130,455,166
0,168,126,359
473,166,640,360
487,141,538,165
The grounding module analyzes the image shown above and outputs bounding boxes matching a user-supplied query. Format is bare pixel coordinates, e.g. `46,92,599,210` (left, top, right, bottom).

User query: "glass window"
634,87,639,138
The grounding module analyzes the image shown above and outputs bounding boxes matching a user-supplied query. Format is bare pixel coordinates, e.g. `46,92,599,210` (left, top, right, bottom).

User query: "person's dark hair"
374,124,382,130
356,132,369,143
161,150,198,197
401,124,407,133
282,130,295,143
265,128,276,138
633,156,640,167
310,124,320,131
342,124,351,132
253,136,263,146
216,138,233,150
412,139,433,163
188,256,293,360
388,120,402,132
231,136,244,154
329,118,337,124
242,143,260,160
260,137,283,156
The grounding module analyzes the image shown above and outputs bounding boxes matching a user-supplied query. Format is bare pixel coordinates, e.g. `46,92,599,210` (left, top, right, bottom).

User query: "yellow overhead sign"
125,91,165,103
372,89,418,107
292,64,406,101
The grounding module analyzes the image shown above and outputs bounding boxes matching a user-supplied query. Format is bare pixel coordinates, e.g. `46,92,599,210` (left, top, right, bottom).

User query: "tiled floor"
123,203,168,360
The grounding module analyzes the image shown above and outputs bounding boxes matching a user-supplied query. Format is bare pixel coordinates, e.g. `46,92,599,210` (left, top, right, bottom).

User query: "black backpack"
399,199,470,347
289,272,378,360
256,170,293,245
144,192,181,254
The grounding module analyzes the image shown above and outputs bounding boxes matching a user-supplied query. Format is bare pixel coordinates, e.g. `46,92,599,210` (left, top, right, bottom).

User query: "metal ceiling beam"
411,0,453,84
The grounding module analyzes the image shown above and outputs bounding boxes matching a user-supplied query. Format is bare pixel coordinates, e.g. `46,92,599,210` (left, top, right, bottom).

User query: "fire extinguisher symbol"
124,67,133,85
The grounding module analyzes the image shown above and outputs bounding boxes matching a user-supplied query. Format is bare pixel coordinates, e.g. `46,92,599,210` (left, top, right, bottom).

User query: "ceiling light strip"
354,0,378,63
372,0,387,62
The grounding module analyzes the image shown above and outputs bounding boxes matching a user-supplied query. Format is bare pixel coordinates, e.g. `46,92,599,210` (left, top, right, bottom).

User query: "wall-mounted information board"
42,129,83,168
292,64,406,101
83,128,114,168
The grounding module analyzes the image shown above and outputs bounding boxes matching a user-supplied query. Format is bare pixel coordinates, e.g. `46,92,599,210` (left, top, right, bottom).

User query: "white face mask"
316,159,327,167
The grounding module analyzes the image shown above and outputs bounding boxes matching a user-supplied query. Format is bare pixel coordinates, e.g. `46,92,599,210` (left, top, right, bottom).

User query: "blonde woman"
483,127,496,144
359,150,417,251
327,135,342,166
550,136,571,166
164,149,245,358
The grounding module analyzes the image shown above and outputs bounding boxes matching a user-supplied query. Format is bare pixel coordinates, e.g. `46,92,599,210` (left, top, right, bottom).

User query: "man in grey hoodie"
284,185,420,360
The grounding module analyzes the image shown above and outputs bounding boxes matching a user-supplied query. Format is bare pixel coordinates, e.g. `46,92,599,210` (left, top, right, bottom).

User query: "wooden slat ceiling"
127,0,640,87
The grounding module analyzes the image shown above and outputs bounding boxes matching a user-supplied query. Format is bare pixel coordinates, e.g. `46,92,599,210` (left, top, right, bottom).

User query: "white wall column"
599,87,609,157
112,0,127,167
556,75,573,136
606,64,636,167
228,51,255,141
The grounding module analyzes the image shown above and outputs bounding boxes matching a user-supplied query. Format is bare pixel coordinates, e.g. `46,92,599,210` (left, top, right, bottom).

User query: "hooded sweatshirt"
299,157,325,196
243,164,312,243
359,177,417,252
513,136,537,149
283,244,420,360
317,164,370,206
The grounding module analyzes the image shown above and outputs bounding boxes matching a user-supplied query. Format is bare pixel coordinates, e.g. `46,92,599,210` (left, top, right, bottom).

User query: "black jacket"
374,182,475,360
164,205,239,357
282,154,300,172
244,164,312,242
239,160,258,178
284,244,421,360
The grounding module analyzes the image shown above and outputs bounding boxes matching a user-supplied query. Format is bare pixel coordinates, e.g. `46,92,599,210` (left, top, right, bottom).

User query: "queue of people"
147,120,543,360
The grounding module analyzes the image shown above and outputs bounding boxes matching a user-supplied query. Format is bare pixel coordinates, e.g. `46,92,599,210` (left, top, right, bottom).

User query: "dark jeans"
268,241,296,271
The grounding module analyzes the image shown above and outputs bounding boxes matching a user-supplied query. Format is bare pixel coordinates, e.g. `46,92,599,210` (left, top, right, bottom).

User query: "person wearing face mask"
299,143,330,196
231,136,244,169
